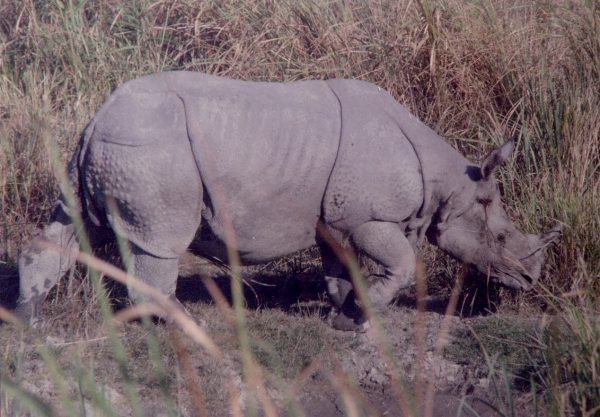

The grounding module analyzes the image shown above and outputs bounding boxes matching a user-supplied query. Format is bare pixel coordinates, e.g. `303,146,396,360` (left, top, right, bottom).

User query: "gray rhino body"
17,72,561,330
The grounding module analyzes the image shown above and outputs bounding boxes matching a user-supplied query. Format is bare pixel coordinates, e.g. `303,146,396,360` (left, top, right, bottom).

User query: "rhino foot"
14,296,44,328
331,296,368,332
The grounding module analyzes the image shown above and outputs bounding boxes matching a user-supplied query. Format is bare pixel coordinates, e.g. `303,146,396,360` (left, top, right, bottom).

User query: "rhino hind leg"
126,244,185,319
332,221,416,331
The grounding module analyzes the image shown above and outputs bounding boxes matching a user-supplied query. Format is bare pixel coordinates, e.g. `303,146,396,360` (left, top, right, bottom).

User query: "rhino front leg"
333,221,416,331
17,208,79,325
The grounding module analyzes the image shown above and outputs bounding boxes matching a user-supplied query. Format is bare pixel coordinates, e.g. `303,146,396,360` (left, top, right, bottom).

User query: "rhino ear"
481,140,514,179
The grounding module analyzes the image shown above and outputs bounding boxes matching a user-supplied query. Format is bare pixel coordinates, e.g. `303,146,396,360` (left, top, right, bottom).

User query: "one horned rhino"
17,72,561,330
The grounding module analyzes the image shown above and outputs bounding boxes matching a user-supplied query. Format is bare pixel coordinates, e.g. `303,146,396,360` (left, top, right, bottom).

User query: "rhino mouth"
489,224,563,289
487,252,537,290
490,265,534,289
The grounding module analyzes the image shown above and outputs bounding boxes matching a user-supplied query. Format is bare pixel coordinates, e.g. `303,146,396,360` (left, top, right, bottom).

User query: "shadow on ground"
177,270,329,315
0,247,501,324
176,260,500,320
0,260,18,311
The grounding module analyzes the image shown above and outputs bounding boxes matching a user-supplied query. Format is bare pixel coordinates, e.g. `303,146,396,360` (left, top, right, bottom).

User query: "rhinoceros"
16,72,561,330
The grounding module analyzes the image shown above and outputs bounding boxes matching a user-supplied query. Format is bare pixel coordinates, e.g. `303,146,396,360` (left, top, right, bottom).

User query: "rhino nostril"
521,272,533,285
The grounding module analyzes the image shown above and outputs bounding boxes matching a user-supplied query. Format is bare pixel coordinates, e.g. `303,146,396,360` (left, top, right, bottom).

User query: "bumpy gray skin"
17,72,562,330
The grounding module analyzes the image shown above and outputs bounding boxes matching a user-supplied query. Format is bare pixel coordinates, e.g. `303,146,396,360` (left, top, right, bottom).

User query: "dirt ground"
0,250,539,417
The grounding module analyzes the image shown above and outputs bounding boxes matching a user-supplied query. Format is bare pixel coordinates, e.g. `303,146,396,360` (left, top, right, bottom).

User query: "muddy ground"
0,250,543,417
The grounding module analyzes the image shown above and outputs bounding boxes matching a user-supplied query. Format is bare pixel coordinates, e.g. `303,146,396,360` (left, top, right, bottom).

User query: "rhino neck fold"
390,111,472,245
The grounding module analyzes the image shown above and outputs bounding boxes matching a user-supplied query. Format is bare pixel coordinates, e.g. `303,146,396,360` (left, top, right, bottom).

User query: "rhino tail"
56,120,100,226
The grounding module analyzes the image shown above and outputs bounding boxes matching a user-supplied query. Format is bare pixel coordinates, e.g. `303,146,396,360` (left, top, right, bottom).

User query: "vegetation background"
0,0,598,416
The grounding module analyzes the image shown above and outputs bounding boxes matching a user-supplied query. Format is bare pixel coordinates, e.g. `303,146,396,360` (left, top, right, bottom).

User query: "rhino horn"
539,223,564,246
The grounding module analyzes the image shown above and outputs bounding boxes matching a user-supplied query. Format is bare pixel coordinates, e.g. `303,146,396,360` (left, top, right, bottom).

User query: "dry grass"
0,0,598,415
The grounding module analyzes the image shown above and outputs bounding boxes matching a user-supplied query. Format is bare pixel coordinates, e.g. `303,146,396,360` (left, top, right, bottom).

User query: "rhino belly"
176,77,342,262
200,209,320,263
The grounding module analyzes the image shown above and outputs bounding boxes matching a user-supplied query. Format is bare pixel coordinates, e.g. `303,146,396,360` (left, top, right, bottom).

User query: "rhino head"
427,141,562,289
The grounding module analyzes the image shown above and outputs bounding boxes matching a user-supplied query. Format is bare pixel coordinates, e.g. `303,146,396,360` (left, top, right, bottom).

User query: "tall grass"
1,0,598,415
2,0,597,283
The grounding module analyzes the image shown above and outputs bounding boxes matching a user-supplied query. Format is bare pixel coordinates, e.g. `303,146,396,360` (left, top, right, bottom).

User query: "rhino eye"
497,233,506,244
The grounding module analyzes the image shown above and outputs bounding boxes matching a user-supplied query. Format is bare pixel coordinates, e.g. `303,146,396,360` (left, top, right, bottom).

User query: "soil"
0,250,538,417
